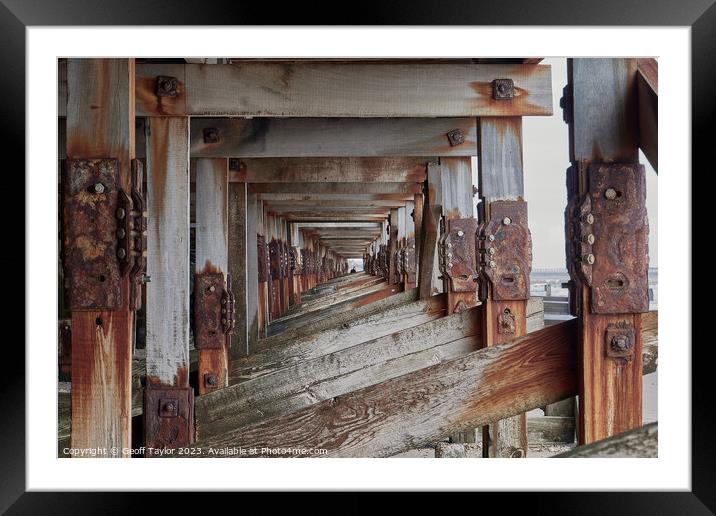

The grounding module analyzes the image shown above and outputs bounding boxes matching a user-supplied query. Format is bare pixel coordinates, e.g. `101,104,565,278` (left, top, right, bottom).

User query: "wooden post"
478,117,529,457
566,59,645,444
246,192,259,353
256,201,268,337
417,163,442,299
413,192,423,279
194,158,229,395
387,209,400,285
66,59,135,456
404,199,416,289
228,182,248,359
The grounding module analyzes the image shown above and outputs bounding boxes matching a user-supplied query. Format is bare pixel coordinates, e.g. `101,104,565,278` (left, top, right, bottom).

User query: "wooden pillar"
387,209,399,284
228,182,248,359
478,117,529,457
194,158,229,395
404,199,416,289
256,201,268,337
418,163,441,299
246,192,259,352
66,59,135,456
566,58,645,444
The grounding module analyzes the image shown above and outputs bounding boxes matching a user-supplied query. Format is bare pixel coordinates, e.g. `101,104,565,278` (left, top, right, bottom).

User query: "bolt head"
208,285,216,292
93,182,105,194
583,234,595,245
116,228,126,239
117,248,126,259
502,217,512,225
584,253,595,265
605,188,618,200
611,334,631,352
489,260,497,268
488,234,495,242
488,247,496,255
457,230,464,237
116,208,126,219
583,213,595,225
206,374,217,386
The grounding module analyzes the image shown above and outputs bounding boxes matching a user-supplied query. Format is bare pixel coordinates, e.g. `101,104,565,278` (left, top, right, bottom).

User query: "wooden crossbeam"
131,62,553,117
250,183,423,194
190,117,478,158
637,58,658,172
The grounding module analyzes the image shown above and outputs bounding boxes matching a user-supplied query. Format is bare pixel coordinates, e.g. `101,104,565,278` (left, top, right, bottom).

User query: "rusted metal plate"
439,217,479,293
144,387,194,454
257,234,268,282
122,159,147,310
194,271,226,349
269,239,282,280
61,158,123,310
478,201,532,301
586,163,649,314
300,249,309,277
605,321,636,361
282,241,290,277
223,274,236,335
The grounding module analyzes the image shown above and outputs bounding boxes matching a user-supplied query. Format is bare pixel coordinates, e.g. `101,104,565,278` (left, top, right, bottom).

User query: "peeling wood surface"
196,307,481,440
66,58,135,456
145,117,190,388
554,422,657,458
132,62,553,117
232,158,429,183
191,319,579,456
190,117,478,157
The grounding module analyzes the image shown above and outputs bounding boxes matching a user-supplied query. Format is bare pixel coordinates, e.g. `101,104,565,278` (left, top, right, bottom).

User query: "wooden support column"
388,209,400,285
418,163,441,299
281,218,290,311
228,182,248,359
66,59,135,456
566,59,645,444
478,117,529,457
256,201,268,337
404,199,417,289
246,192,259,353
413,192,423,276
194,158,229,395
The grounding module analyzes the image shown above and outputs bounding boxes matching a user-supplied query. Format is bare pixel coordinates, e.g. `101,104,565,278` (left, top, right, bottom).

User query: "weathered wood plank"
192,319,578,456
527,416,576,444
228,182,248,359
197,306,480,440
194,158,229,394
190,117,478,157
568,58,644,444
133,62,552,117
418,162,442,299
66,58,135,456
554,422,657,458
246,193,259,353
145,117,190,387
637,58,658,172
232,157,429,183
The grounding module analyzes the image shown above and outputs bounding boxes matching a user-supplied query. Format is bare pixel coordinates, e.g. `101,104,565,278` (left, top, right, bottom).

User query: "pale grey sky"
522,58,658,269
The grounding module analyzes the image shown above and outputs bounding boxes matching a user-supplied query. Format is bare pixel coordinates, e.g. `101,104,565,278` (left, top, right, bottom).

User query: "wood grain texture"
190,117,478,157
249,182,423,195
194,158,229,394
527,416,575,444
192,319,578,456
66,59,135,456
228,182,248,359
233,157,429,183
133,62,552,117
145,117,190,387
554,422,657,458
246,194,259,353
418,162,443,299
196,307,481,440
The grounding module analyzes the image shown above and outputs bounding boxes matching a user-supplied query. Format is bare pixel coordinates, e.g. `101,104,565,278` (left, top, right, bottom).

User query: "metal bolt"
116,208,126,220
447,262,453,268
141,274,151,283
221,298,227,304
605,188,618,200
489,260,497,268
203,127,220,144
488,247,496,255
488,234,495,242
164,402,175,412
116,228,126,239
156,75,178,97
117,248,126,259
208,285,216,292
502,217,512,225
206,374,217,386
93,183,105,194
582,234,595,245
583,213,594,225
611,334,630,352
446,128,466,147
447,243,452,248
457,230,464,237
583,253,595,264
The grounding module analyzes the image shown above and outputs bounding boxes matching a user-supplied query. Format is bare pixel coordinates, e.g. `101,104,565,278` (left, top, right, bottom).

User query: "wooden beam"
197,304,478,440
66,58,135,457
191,319,578,456
249,182,423,195
232,158,428,183
257,193,414,202
228,182,248,359
246,193,260,353
145,117,190,388
134,62,553,117
190,117,478,157
194,158,229,394
567,58,644,444
418,162,442,299
477,117,529,457
554,423,657,458
637,58,658,172
262,199,407,208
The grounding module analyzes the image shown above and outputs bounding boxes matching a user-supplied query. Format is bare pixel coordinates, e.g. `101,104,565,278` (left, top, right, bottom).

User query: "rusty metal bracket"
492,78,515,100
155,75,178,97
222,274,236,335
497,308,517,335
257,234,268,282
567,163,649,314
289,247,298,275
478,201,532,301
117,159,147,310
605,321,636,360
62,158,123,310
282,241,291,277
438,217,479,292
194,271,228,349
144,387,194,454
268,239,282,280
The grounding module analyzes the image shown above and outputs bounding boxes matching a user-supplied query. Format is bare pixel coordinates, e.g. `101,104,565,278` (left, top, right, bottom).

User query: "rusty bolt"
141,274,151,283
473,185,479,196
117,248,127,259
116,207,126,220
582,234,595,245
116,228,126,239
447,128,466,147
155,75,178,97
164,402,175,412
583,253,595,264
203,127,220,144
605,188,618,200
488,234,495,242
205,374,218,387
488,247,496,255
489,260,497,269
502,217,512,225
208,285,216,292
457,230,464,237
611,334,631,352
583,213,595,225
93,182,105,194
492,78,515,100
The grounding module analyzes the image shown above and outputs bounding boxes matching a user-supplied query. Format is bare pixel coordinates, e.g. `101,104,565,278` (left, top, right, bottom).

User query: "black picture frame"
4,0,709,512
